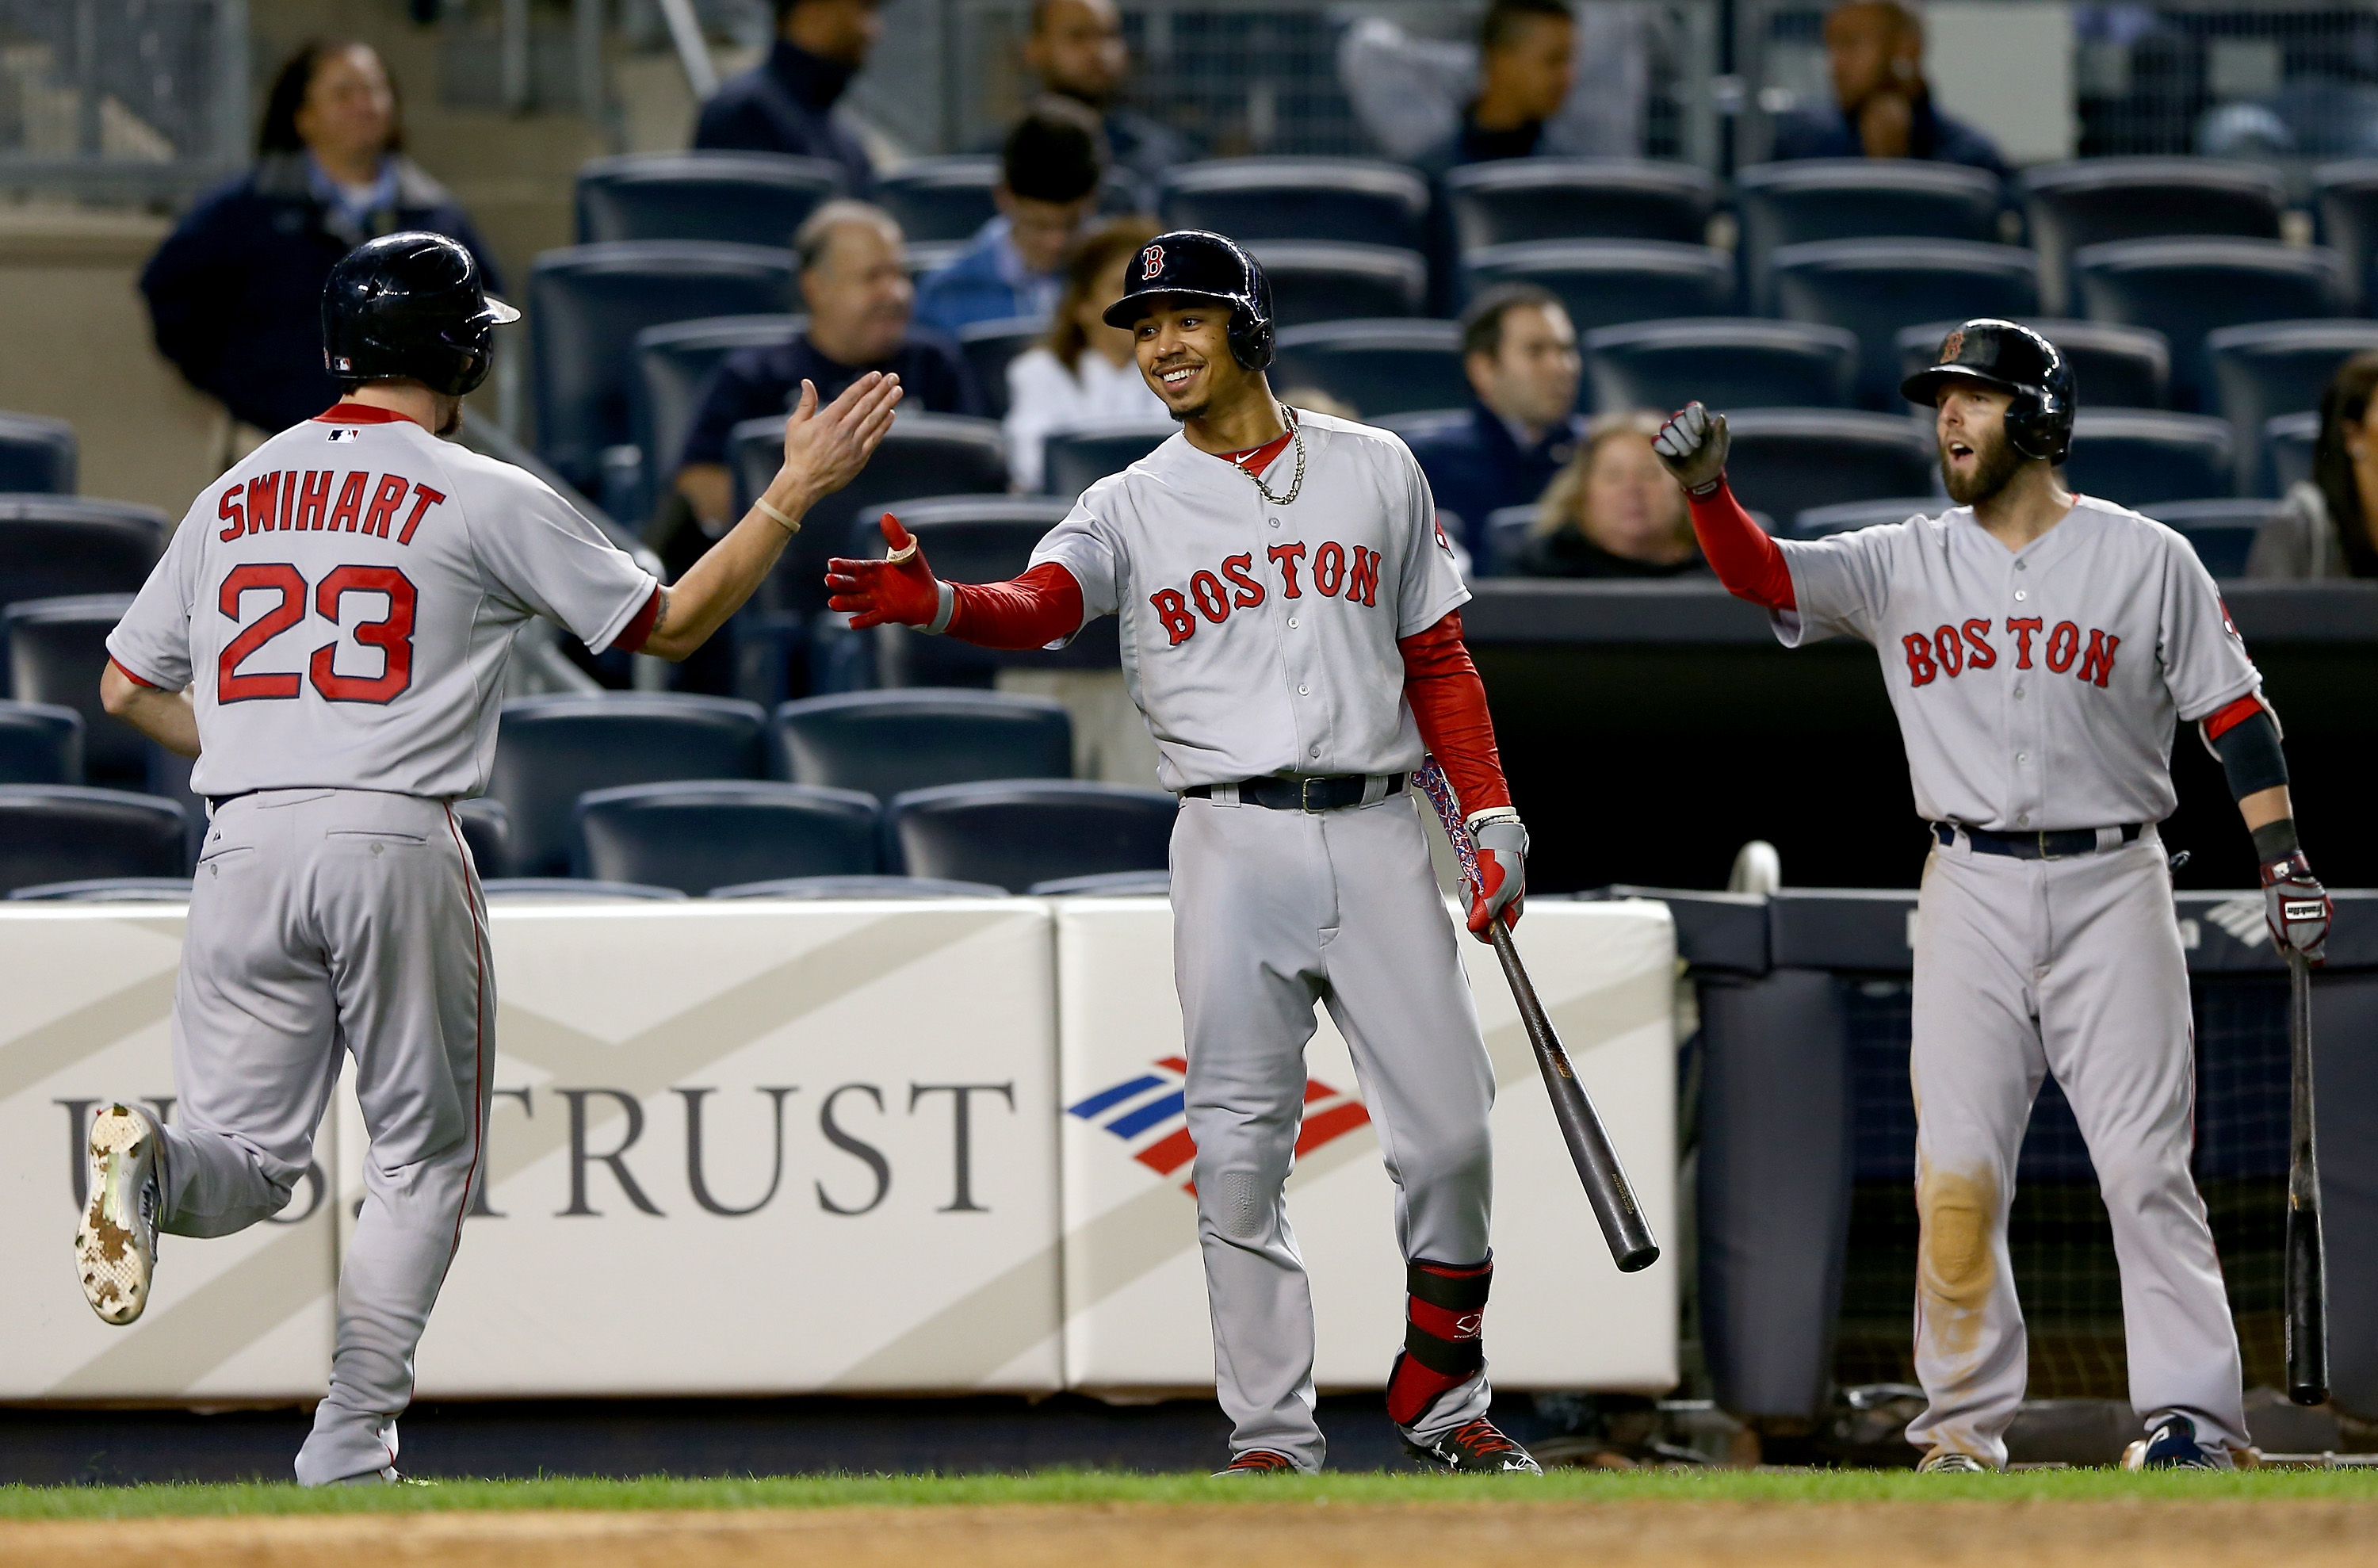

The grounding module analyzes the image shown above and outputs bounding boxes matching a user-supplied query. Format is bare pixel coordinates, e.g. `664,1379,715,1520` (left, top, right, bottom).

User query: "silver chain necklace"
1235,403,1306,508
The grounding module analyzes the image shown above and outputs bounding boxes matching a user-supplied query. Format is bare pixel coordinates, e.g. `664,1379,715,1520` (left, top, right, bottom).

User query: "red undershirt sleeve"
2202,693,2266,741
1684,478,1796,611
107,656,165,691
945,561,1087,651
1399,610,1511,817
612,585,663,655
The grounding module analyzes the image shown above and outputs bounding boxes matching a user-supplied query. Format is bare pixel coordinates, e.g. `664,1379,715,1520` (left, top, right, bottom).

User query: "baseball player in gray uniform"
1653,319,2334,1471
825,231,1540,1475
78,232,901,1485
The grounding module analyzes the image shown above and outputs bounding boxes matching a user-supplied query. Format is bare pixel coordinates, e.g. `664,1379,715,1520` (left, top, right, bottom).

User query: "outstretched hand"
770,373,904,518
826,513,944,630
1652,401,1729,495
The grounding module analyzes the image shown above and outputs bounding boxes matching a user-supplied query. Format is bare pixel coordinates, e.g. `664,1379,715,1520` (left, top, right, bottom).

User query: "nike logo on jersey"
217,470,448,546
1901,617,2118,689
1146,540,1384,648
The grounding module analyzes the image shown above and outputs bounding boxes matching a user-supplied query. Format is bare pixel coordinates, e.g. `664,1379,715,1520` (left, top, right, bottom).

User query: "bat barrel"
2286,951,2329,1406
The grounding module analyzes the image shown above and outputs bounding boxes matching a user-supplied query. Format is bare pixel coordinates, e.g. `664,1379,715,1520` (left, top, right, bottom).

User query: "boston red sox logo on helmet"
1141,243,1164,280
1940,327,1965,362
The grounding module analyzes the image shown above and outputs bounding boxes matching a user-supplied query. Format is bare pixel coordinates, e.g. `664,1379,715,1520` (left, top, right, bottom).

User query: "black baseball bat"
2286,948,2328,1406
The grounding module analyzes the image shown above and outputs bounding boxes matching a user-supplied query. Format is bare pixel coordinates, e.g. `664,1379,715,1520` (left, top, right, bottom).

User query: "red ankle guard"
1385,1256,1491,1428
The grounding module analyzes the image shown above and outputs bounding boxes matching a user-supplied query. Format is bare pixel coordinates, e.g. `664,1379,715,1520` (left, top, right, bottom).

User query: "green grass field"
6,1466,2377,1520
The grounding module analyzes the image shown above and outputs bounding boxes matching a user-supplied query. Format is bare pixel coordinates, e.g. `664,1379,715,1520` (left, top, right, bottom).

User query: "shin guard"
1385,1256,1492,1428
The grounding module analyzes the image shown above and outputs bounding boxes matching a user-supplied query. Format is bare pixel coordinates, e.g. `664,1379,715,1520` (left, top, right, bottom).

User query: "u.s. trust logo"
1066,1057,1371,1193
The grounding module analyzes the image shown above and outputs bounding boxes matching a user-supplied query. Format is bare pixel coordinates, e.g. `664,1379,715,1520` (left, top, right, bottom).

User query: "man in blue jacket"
1405,284,1584,575
1768,0,2007,176
693,0,880,195
914,100,1107,337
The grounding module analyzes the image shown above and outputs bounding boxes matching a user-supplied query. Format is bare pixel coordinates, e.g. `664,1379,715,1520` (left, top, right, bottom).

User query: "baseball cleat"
1212,1448,1299,1477
75,1103,160,1326
1403,1417,1543,1474
2122,1415,2232,1470
1917,1450,1991,1474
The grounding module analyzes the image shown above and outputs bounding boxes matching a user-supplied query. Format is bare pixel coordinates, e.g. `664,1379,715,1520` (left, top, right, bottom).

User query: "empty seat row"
0,413,75,494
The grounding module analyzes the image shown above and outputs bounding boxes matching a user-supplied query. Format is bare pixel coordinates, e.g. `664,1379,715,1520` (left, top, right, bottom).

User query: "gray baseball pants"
1171,790,1497,1472
157,788,493,1486
1902,827,2248,1467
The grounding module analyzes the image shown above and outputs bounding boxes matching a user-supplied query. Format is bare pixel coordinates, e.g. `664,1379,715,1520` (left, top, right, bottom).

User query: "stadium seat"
1895,319,2171,411
2151,497,2281,577
2314,159,2378,307
2072,240,2348,411
2022,158,2287,313
451,798,510,878
886,780,1177,893
0,411,76,493
1718,411,1938,521
1734,159,2005,312
573,780,881,893
1030,870,1171,896
480,878,686,902
960,316,1045,421
0,785,185,893
1271,319,1468,419
1460,240,1734,336
0,699,80,784
1770,239,2040,407
630,314,804,506
774,688,1072,800
1248,241,1428,326
1373,409,1470,445
1585,318,1859,414
0,498,166,618
1481,505,1538,575
2206,320,2378,492
529,241,797,491
1038,419,1177,498
876,156,1141,243
487,693,770,878
1790,498,1941,538
7,877,194,901
708,874,1008,899
1158,158,1432,251
2059,411,2235,510
574,151,843,247
4,595,141,784
2262,411,2319,495
1441,159,1716,250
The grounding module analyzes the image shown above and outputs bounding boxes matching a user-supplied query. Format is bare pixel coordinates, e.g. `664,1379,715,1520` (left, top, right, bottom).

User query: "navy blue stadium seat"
0,498,166,618
2151,498,2280,577
1030,870,1171,896
1442,159,1716,250
2073,240,2347,411
2022,158,2287,314
1770,239,2040,407
1719,411,1938,522
574,780,880,893
480,878,687,901
1895,318,2171,411
708,874,1007,899
875,159,1145,246
1248,242,1428,326
487,693,770,878
4,595,141,785
7,877,193,901
0,412,76,493
1790,498,1941,538
1159,158,1431,251
529,241,797,491
1585,318,1859,414
2262,411,2319,495
960,316,1045,421
0,785,185,893
1460,240,1733,335
1482,505,1537,575
631,314,804,502
1038,420,1176,498
2060,411,2235,509
774,688,1072,799
2314,159,2378,308
451,797,510,878
1271,319,1467,419
1734,159,2005,312
886,780,1177,893
0,699,80,784
2205,320,2378,493
575,151,843,247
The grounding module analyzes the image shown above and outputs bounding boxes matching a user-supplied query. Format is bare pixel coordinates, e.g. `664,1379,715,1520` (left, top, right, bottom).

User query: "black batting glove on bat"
2263,851,2332,966
1653,401,1730,495
1467,809,1527,939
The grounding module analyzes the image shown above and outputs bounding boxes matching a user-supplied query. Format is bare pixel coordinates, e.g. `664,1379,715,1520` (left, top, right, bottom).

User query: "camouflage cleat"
1917,1450,1992,1474
74,1103,160,1325
1404,1417,1543,1474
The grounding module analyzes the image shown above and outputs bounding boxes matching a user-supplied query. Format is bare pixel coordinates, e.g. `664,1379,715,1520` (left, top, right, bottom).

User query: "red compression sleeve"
2203,694,2265,742
1685,479,1795,611
1399,610,1511,817
944,561,1086,651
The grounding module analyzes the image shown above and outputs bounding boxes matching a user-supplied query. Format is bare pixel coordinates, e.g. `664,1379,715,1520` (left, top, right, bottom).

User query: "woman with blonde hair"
1003,214,1167,491
1515,410,1706,576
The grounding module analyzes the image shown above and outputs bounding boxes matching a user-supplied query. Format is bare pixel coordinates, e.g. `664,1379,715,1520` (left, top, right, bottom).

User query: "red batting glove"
825,514,942,629
1466,816,1527,941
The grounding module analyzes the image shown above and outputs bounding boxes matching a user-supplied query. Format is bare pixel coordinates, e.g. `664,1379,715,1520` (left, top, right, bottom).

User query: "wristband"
2250,817,2300,864
751,495,801,534
923,579,955,636
1466,805,1522,836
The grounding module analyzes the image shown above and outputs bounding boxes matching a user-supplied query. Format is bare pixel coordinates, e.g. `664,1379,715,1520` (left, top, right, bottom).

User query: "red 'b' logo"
1939,328,1965,363
1141,244,1164,280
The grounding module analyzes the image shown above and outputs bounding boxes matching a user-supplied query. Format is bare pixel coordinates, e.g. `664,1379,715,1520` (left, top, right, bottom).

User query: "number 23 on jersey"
218,562,418,705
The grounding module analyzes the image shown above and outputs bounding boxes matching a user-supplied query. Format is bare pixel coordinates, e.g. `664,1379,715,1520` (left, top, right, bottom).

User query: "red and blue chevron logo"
1066,1056,1373,1193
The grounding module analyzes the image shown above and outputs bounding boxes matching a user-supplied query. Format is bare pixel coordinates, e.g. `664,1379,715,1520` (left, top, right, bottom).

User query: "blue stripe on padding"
1069,1075,1165,1120
1107,1090,1187,1138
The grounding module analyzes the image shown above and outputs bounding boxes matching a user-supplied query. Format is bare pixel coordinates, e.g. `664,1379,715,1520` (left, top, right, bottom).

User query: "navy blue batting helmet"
1900,319,2077,465
1101,230,1275,372
323,231,519,399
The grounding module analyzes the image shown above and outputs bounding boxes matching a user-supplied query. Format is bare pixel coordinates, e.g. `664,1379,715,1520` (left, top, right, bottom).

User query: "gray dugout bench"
1596,885,2378,1425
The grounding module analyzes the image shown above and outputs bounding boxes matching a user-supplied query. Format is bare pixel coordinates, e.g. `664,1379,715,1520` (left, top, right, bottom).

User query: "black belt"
1183,773,1407,812
1934,822,2142,860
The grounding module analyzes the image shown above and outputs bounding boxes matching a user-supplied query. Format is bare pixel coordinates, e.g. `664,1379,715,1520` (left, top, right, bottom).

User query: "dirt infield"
7,1497,2378,1568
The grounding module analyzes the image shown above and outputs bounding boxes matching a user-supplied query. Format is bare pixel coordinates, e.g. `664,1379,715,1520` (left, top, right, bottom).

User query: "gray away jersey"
109,407,658,800
1028,410,1470,792
1775,495,2261,832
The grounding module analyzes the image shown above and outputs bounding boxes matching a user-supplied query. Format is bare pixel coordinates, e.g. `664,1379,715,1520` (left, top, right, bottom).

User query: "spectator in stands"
1405,283,1584,574
140,39,502,452
692,0,880,194
1769,0,2007,175
1002,217,1164,492
1514,412,1706,578
1022,0,1193,188
916,100,1107,337
2249,351,2378,579
673,201,977,532
1413,0,1577,176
